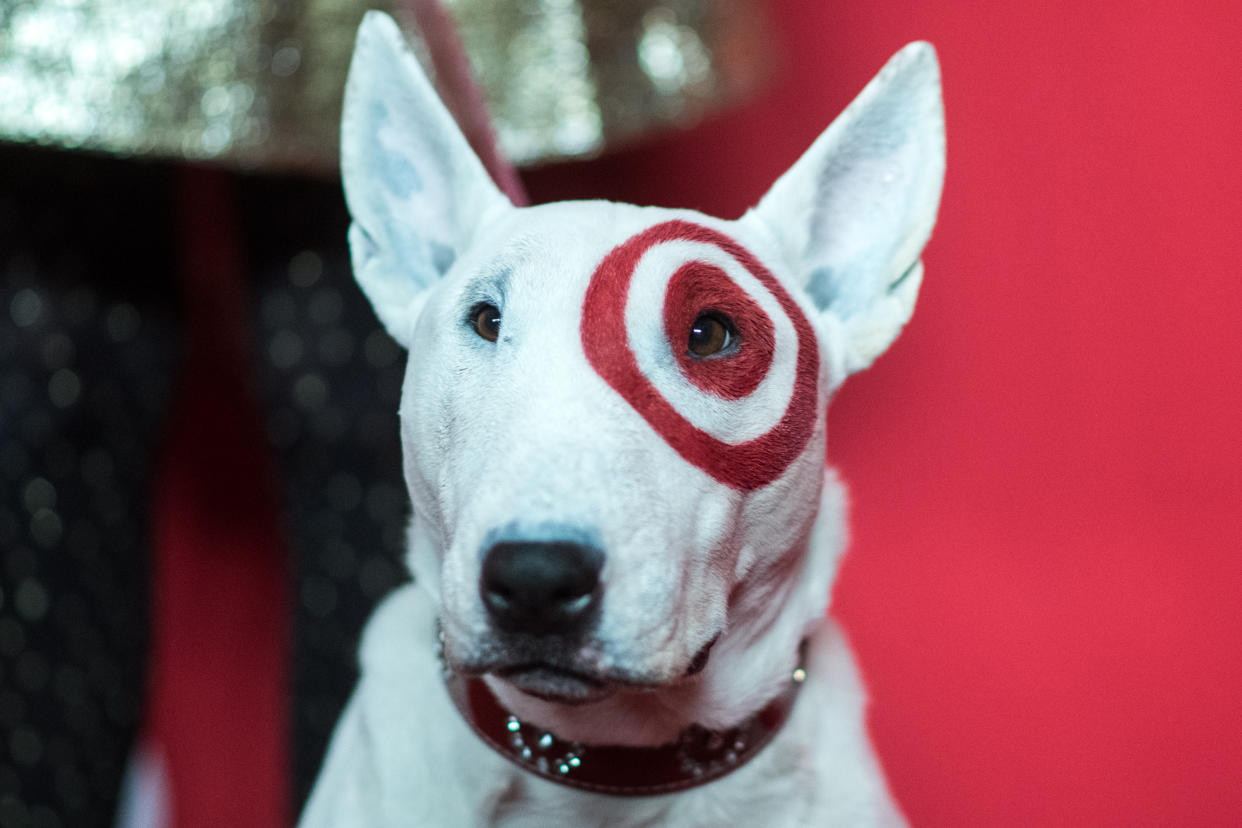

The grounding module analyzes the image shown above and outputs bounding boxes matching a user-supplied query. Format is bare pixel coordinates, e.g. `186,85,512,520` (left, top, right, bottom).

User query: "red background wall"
528,1,1242,824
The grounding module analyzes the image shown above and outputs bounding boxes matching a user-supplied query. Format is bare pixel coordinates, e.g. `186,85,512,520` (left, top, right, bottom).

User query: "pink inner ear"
581,220,819,492
663,262,775,400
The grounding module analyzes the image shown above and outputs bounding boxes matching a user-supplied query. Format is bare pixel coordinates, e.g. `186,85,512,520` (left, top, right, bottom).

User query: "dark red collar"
443,644,807,797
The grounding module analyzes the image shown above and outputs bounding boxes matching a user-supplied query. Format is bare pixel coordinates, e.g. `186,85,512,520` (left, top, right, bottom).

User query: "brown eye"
471,303,501,342
687,313,734,357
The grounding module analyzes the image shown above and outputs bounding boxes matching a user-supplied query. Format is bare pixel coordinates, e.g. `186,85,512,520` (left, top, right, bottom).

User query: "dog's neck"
441,472,848,749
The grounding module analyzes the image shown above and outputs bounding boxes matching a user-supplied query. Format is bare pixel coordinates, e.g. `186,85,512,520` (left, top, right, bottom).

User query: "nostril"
557,592,593,615
482,588,511,612
480,540,604,634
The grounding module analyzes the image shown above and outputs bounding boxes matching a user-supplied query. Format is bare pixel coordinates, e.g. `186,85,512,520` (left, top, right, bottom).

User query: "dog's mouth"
493,663,614,705
483,637,718,705
445,623,722,706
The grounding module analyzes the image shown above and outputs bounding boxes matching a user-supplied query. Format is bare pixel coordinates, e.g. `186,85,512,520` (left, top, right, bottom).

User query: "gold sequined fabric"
0,0,772,172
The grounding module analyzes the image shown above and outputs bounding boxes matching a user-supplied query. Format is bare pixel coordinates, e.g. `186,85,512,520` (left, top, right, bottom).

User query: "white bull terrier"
302,11,944,826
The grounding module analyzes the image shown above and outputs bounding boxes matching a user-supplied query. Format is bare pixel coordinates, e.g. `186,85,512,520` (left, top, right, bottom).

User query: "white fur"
304,11,944,826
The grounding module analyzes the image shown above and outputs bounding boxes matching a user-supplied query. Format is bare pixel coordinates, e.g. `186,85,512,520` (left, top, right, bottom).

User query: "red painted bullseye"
581,220,819,491
663,261,775,400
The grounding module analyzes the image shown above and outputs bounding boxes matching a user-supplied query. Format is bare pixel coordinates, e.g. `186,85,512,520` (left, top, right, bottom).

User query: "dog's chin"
494,664,616,705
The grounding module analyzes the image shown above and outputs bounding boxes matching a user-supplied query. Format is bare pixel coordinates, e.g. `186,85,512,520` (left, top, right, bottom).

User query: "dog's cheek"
404,518,442,600
598,479,736,674
437,544,493,658
738,449,827,578
398,394,452,561
401,287,493,538
686,487,748,617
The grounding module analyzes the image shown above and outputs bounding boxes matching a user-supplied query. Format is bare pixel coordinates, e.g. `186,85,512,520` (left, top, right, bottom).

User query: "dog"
301,11,944,826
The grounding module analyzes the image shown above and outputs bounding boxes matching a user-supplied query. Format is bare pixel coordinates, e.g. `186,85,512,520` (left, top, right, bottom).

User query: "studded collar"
442,642,808,797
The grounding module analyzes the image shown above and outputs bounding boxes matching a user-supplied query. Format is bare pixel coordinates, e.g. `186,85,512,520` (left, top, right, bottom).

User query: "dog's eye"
687,313,735,357
470,303,502,342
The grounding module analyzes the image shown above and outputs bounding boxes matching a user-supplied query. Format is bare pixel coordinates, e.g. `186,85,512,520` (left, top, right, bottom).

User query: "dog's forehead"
470,203,624,302
467,200,783,290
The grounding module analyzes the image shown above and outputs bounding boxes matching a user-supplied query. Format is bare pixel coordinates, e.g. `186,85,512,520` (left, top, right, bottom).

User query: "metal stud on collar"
505,716,585,776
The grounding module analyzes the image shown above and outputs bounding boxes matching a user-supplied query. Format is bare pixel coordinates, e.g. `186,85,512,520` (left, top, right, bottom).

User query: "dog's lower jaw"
481,613,803,747
494,665,614,705
463,635,717,706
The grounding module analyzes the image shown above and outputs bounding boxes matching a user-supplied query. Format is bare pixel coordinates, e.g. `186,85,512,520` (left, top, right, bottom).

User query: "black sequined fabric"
0,146,180,827
236,175,409,813
2,149,410,822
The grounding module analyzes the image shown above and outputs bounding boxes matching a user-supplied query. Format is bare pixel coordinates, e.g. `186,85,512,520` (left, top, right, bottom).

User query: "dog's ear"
341,11,512,347
748,42,945,380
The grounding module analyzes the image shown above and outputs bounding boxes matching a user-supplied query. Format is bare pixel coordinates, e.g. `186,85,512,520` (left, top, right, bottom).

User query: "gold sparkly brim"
0,0,773,174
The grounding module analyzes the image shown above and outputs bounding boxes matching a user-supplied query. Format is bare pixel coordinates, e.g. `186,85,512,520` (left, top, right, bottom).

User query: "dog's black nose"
480,541,603,635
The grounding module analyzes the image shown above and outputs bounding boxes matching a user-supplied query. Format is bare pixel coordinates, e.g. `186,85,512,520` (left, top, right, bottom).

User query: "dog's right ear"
746,42,945,384
341,11,513,348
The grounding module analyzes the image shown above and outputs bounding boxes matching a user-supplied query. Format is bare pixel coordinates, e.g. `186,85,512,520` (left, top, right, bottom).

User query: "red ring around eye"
663,261,775,400
581,220,819,492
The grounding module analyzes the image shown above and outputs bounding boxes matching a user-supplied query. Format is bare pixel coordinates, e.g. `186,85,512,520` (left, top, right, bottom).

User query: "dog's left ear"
747,42,945,381
341,11,513,347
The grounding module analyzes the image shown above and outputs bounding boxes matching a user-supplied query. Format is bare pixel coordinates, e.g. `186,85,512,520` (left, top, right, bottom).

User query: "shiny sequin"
242,177,408,809
1,146,178,824
0,0,773,169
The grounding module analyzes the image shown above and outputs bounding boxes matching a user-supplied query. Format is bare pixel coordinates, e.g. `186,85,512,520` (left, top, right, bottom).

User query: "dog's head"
342,12,943,704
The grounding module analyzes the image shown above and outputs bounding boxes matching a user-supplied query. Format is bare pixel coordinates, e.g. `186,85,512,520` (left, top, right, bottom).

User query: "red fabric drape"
145,168,289,828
